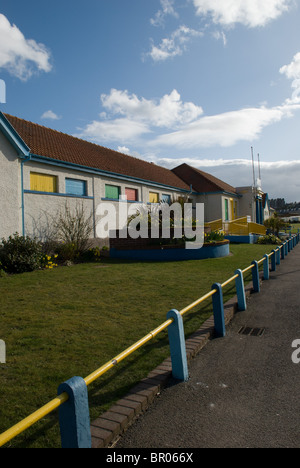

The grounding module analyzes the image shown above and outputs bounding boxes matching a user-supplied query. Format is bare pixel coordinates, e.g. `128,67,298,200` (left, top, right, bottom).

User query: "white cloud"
117,146,131,155
193,0,292,28
150,0,179,27
77,118,150,144
280,52,300,103
212,30,227,46
147,25,203,62
0,14,52,80
41,110,61,120
101,88,203,128
152,105,288,149
79,52,300,152
152,155,300,202
78,88,203,143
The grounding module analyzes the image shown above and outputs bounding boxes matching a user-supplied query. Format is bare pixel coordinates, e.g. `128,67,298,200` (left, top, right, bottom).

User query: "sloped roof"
3,113,190,191
172,163,237,195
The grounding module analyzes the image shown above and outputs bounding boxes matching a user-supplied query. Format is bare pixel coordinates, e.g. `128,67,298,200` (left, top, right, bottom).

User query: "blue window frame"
65,178,87,196
162,194,171,204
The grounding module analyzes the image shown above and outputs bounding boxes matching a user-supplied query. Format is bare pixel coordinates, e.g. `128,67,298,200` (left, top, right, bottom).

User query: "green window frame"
225,199,229,221
105,184,120,200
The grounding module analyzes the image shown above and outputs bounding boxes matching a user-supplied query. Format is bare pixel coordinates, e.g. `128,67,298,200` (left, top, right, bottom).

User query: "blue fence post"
271,250,276,271
167,309,189,382
234,269,246,311
276,248,280,265
251,261,260,293
58,376,91,448
263,254,270,280
285,241,288,256
211,283,226,337
281,244,285,260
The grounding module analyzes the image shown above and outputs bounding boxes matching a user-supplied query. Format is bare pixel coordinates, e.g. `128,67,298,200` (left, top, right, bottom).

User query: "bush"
257,234,282,245
53,202,93,256
0,233,43,274
205,229,225,243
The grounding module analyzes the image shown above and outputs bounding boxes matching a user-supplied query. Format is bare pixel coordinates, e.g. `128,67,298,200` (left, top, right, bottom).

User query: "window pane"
149,192,159,203
162,194,171,204
125,188,138,201
66,178,87,196
30,173,57,193
105,184,120,199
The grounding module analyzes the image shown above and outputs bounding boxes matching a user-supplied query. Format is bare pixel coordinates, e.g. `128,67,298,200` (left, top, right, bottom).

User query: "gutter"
20,154,31,236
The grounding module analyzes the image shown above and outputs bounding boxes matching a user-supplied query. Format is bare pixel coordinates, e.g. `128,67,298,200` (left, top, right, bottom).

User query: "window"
125,188,138,201
149,192,159,203
162,194,171,204
105,184,120,200
30,172,57,193
65,178,87,196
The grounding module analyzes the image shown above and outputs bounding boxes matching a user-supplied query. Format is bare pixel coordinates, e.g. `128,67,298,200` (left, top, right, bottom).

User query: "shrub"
0,233,43,274
53,202,93,256
78,246,101,263
257,234,282,245
205,229,225,243
264,213,286,236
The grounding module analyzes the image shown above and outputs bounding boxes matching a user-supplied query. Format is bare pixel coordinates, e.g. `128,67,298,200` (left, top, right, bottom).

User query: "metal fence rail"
0,234,298,448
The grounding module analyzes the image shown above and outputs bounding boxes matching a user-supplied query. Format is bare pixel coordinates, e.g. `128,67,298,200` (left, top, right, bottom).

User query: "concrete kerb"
90,277,257,448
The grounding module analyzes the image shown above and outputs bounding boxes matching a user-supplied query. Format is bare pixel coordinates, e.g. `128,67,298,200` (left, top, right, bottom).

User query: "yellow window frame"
30,173,58,193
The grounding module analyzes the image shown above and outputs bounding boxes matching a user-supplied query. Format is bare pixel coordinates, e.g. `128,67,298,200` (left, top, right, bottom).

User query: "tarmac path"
115,245,300,449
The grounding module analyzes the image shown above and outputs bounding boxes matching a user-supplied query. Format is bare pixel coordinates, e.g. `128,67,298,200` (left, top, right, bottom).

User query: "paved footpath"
116,245,300,449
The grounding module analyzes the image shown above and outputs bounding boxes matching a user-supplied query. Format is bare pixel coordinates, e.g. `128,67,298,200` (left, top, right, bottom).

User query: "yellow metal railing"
247,222,266,235
0,235,298,448
205,217,266,236
204,219,222,231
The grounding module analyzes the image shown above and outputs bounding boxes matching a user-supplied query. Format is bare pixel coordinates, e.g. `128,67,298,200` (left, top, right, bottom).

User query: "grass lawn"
0,243,273,448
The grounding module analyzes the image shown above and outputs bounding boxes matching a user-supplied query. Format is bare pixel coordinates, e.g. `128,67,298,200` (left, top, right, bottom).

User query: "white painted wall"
0,132,22,239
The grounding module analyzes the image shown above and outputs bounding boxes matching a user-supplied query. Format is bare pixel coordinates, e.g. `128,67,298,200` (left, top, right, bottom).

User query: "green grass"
0,243,273,448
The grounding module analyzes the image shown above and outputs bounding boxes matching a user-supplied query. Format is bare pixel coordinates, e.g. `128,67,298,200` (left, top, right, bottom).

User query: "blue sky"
1,0,300,202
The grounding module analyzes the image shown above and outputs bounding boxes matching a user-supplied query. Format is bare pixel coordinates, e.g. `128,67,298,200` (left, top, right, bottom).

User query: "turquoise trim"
101,197,141,203
24,190,93,200
0,112,30,157
29,154,192,194
197,189,242,198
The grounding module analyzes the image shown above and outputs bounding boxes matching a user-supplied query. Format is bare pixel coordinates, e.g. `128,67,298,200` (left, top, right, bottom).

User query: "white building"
0,112,270,242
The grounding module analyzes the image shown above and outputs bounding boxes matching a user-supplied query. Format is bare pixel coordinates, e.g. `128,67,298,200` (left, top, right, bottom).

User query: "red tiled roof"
3,113,190,191
172,163,237,194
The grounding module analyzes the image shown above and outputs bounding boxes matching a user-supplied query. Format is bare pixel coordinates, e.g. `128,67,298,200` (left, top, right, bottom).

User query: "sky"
1,0,300,202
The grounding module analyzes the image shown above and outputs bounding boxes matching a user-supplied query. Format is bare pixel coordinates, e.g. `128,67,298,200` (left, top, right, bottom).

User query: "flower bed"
110,239,230,262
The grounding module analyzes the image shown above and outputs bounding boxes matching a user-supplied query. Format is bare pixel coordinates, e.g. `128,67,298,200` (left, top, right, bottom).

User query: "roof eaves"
30,153,192,193
0,111,30,157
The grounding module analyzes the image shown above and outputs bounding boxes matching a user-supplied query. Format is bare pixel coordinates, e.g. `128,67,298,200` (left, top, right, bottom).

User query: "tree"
264,213,286,236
